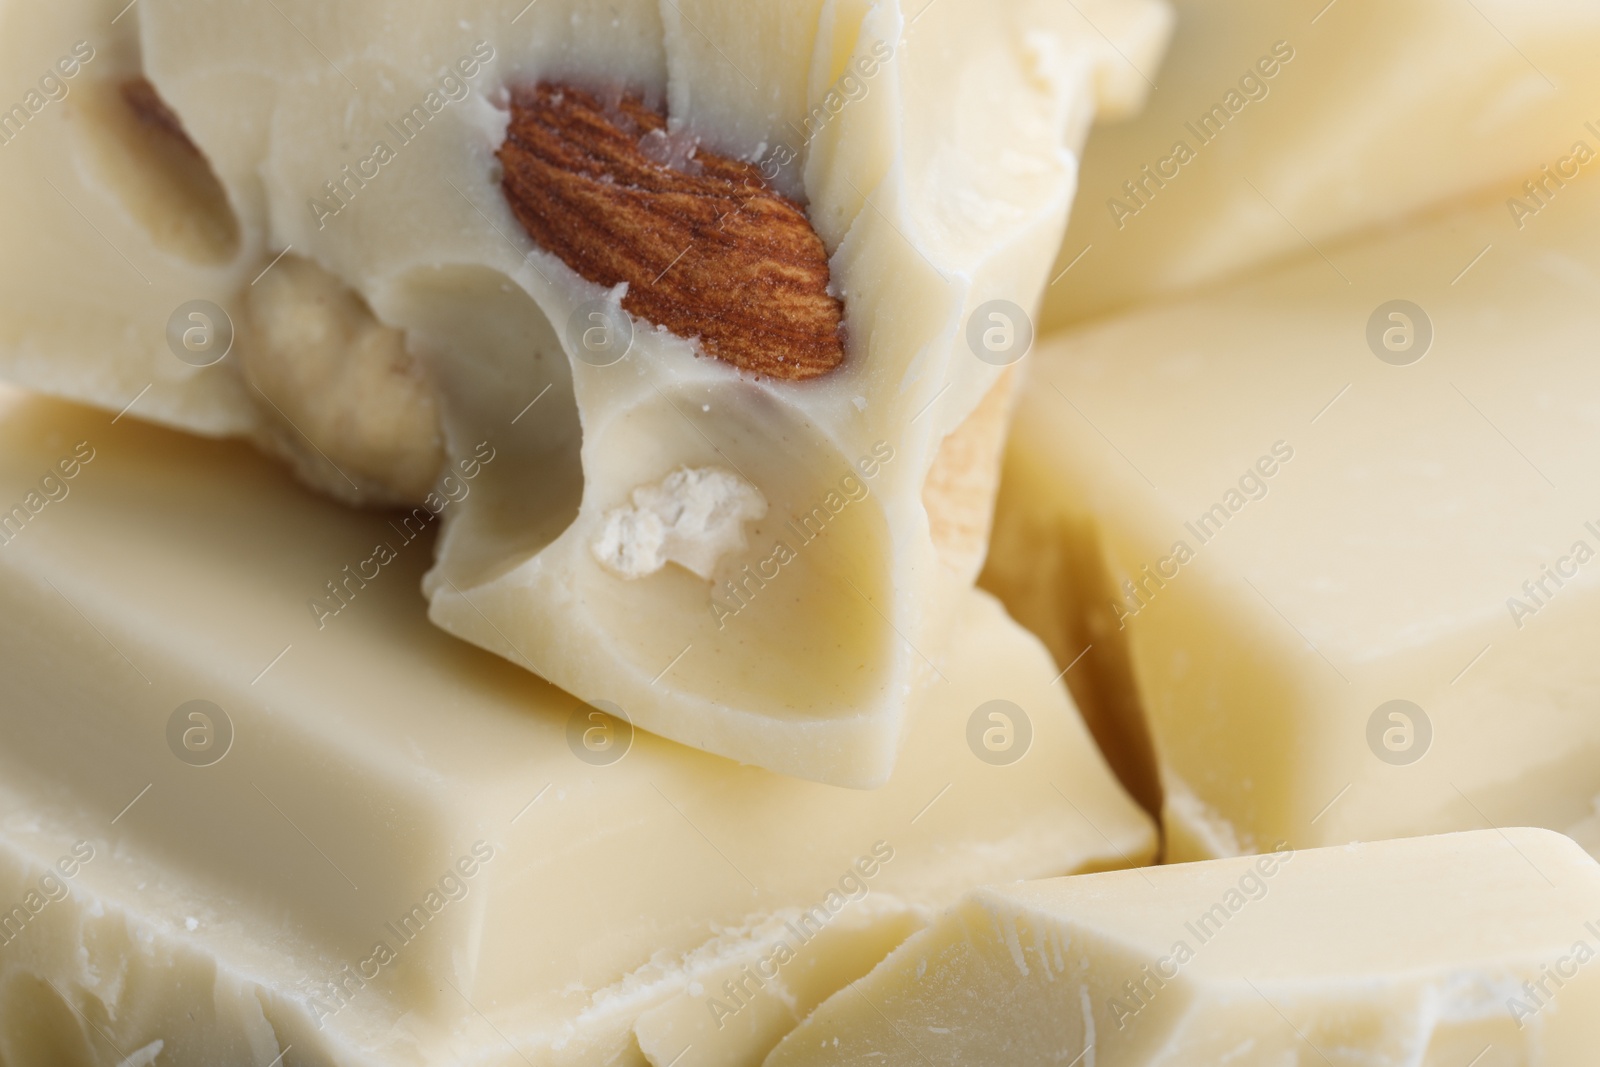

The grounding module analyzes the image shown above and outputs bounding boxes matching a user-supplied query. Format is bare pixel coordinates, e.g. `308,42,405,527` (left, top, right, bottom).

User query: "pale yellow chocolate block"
1039,0,1600,330
766,830,1600,1067
0,389,1152,1066
0,0,1171,786
985,181,1600,861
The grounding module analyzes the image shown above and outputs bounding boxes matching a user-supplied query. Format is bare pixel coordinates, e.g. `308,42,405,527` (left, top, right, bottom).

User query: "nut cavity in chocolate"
120,76,196,152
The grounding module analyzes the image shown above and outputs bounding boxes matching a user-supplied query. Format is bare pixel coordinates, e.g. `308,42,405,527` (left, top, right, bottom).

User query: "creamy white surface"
0,0,1171,785
0,388,1152,1065
767,830,1600,1066
989,179,1600,861
1039,0,1600,329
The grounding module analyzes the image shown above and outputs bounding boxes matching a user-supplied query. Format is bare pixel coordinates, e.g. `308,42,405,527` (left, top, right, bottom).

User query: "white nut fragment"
239,254,446,507
593,466,767,580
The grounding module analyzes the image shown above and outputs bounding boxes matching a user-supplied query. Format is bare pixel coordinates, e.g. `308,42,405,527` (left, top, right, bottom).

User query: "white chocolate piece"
0,388,1153,1066
1039,0,1600,329
0,6,257,437
766,830,1600,1066
985,181,1600,861
0,0,1172,785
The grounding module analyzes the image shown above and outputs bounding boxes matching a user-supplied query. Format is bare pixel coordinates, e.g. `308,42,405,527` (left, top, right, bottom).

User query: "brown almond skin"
121,77,198,152
498,83,845,381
